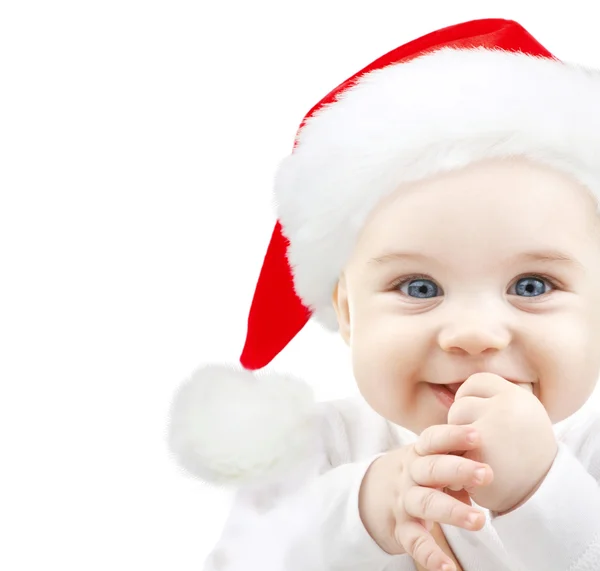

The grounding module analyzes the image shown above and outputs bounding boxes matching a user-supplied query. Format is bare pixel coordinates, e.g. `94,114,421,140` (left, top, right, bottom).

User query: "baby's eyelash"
389,273,431,290
389,273,562,291
527,274,562,289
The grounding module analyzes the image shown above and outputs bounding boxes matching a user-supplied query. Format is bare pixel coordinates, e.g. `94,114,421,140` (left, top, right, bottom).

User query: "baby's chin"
414,411,451,435
384,402,449,436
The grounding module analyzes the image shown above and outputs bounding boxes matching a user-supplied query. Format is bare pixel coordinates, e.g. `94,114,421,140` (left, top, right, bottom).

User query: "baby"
168,18,600,571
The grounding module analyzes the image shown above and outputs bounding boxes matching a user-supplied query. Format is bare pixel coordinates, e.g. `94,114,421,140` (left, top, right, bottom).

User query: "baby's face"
332,157,600,434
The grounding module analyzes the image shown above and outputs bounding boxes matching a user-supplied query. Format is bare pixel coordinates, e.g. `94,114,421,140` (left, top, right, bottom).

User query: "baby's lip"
445,382,464,394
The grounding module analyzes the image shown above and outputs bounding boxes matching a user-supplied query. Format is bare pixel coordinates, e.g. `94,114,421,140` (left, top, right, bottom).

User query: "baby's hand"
448,373,557,514
359,424,493,571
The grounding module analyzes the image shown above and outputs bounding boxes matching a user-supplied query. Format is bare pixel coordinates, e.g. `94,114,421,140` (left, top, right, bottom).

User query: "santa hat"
168,18,600,486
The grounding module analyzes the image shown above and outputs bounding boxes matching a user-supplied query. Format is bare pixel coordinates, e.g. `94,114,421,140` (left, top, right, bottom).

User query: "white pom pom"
167,364,319,486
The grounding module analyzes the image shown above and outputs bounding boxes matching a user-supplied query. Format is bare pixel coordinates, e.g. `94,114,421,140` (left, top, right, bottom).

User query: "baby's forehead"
358,159,600,236
352,189,600,274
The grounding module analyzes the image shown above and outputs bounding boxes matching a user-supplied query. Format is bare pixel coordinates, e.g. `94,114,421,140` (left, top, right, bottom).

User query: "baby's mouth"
429,383,456,408
445,382,464,395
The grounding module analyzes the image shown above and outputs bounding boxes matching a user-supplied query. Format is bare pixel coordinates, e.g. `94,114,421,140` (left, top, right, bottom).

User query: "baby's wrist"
495,459,556,515
494,479,543,516
359,454,405,555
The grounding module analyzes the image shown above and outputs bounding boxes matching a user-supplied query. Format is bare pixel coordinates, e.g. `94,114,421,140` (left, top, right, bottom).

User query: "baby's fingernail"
466,431,478,444
466,512,480,526
441,563,454,571
474,468,486,483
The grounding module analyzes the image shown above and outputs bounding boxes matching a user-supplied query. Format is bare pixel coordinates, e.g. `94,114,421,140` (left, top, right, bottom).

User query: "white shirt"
202,396,600,571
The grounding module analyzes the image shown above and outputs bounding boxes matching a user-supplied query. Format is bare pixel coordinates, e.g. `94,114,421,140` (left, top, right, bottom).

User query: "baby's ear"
332,274,351,346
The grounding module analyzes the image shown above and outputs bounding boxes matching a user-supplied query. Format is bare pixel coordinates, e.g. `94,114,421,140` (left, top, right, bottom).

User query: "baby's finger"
410,453,493,490
444,487,474,507
414,424,480,456
414,517,434,531
516,382,533,393
404,486,486,531
397,520,456,571
445,396,487,426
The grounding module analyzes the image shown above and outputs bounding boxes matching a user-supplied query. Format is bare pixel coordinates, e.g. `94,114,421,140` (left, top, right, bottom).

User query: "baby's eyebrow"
369,249,584,270
516,250,584,269
369,251,434,265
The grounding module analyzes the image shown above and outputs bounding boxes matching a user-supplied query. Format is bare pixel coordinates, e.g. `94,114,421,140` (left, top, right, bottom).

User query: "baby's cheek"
353,351,391,395
353,341,396,385
539,378,594,423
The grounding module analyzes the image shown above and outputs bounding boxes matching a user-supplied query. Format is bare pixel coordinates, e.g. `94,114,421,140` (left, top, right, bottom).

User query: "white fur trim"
167,364,319,486
274,47,600,330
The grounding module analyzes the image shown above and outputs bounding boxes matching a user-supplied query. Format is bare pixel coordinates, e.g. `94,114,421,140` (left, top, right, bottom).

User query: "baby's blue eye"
513,277,548,297
401,279,440,299
397,276,552,299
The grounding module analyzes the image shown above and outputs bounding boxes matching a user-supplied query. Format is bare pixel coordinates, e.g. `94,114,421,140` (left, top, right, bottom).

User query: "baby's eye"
509,276,554,297
396,277,441,299
394,275,556,299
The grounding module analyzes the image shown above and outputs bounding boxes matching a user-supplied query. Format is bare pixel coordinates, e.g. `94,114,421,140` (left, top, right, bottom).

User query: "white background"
2,1,600,569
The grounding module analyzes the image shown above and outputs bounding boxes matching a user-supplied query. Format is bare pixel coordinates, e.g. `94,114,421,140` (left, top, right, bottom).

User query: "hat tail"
240,221,312,370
